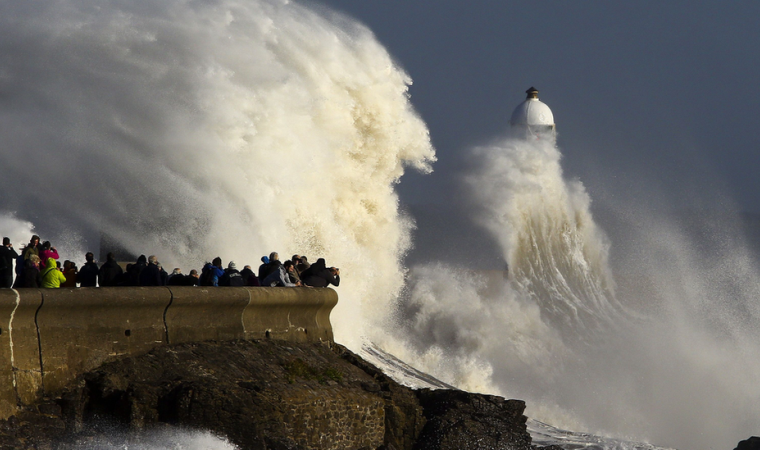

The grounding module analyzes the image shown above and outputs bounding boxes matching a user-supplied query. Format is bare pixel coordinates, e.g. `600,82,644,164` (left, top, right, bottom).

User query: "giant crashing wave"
0,0,435,347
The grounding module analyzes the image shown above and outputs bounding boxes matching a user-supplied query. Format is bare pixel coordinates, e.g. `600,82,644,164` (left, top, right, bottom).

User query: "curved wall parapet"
0,287,338,420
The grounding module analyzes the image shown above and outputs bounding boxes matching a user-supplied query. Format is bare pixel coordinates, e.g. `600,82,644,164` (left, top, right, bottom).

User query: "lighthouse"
510,87,555,141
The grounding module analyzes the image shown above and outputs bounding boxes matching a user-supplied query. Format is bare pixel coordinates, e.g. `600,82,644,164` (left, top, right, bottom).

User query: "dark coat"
126,256,147,286
296,261,310,274
219,269,245,287
240,268,260,286
300,258,340,288
301,269,340,288
16,260,41,288
0,245,18,271
167,274,199,286
166,273,183,286
22,244,40,261
258,259,280,283
139,263,162,286
298,258,323,281
0,245,18,288
180,274,200,286
200,263,224,286
77,262,99,287
98,260,124,287
14,254,24,277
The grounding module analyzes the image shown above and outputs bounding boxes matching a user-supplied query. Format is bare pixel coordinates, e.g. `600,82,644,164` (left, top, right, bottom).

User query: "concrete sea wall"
0,286,337,420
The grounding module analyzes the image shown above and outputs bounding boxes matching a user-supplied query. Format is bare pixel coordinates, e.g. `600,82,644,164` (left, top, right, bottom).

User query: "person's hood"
41,257,58,274
312,258,327,272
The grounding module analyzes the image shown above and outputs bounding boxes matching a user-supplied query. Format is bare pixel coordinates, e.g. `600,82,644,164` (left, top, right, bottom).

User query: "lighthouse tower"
510,87,555,141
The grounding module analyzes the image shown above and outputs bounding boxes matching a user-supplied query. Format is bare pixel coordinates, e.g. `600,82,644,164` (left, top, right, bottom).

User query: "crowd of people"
0,236,340,290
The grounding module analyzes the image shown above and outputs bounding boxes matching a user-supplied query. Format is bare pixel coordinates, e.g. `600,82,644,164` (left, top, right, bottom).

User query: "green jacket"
22,246,38,260
41,257,66,288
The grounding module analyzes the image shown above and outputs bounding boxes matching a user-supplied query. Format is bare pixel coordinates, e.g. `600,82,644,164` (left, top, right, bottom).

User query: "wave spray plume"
392,134,760,449
0,0,435,344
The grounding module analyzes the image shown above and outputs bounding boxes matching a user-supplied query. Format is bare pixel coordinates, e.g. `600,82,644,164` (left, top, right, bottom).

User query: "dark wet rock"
736,436,760,450
59,340,388,449
414,389,531,450
0,340,550,449
334,344,427,450
0,406,66,449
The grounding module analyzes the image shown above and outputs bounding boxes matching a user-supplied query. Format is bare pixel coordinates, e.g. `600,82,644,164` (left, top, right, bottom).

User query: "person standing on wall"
0,238,18,288
300,258,340,288
39,241,59,269
41,257,66,288
16,257,41,288
139,255,163,286
261,259,301,287
77,252,99,287
219,261,245,286
62,260,78,288
22,235,41,261
98,252,124,287
201,257,225,286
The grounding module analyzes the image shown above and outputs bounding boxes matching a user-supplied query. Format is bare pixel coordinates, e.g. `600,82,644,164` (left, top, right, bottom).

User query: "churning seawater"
0,1,758,449
376,136,760,450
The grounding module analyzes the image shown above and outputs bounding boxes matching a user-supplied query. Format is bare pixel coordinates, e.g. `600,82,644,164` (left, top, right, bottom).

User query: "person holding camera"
300,258,340,288
39,241,59,268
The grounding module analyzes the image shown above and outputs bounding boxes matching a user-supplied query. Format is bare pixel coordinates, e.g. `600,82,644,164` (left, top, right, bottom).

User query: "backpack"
200,266,215,286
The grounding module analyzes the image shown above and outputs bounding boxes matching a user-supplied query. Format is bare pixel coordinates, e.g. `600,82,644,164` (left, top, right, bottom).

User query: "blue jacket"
202,263,225,287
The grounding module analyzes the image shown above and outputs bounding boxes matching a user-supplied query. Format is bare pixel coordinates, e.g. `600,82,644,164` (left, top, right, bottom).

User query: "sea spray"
373,136,618,426
468,138,620,336
0,0,435,346
381,135,760,449
56,427,238,449
0,214,36,249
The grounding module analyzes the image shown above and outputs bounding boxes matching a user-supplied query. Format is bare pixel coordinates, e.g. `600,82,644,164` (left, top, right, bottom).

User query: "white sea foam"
381,136,760,450
60,427,237,449
0,214,35,248
0,0,434,347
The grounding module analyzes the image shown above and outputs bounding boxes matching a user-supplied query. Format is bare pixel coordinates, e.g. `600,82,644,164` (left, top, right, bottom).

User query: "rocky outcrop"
736,437,760,450
0,340,554,449
333,344,427,450
414,389,531,450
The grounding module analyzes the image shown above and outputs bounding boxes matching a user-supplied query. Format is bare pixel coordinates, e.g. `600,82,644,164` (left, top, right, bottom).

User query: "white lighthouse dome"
510,87,555,138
